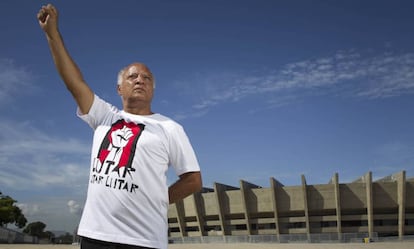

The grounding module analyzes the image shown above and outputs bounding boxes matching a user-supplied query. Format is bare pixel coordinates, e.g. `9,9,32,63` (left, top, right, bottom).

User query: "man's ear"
117,84,122,96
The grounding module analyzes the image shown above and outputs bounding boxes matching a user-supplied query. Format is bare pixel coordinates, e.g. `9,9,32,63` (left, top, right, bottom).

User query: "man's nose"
134,74,144,84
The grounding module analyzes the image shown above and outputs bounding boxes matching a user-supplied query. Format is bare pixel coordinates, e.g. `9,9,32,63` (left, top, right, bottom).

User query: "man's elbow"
192,171,203,193
181,171,201,194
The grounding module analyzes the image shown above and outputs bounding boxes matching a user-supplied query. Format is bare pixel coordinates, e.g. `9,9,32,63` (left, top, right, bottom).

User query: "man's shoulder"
150,113,180,125
93,95,120,113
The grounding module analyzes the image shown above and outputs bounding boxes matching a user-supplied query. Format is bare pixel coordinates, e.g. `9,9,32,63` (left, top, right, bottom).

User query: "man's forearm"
45,30,93,113
169,171,202,204
47,30,84,90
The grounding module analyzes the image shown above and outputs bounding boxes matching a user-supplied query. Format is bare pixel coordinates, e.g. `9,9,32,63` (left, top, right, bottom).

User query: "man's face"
118,63,154,104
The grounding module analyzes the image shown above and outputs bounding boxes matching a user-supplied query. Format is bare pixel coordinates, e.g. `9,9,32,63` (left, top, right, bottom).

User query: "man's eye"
127,73,138,79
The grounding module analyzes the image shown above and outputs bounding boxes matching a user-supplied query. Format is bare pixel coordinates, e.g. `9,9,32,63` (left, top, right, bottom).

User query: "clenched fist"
37,4,58,34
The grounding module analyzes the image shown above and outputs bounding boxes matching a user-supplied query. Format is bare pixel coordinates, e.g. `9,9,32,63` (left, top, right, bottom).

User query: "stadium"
168,171,414,243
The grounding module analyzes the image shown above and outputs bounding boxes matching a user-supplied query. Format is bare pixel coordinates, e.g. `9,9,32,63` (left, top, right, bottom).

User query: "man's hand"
37,4,58,35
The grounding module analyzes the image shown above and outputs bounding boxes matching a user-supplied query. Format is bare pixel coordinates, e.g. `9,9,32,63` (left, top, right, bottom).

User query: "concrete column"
301,175,311,242
214,182,227,236
332,173,342,241
192,192,206,237
175,200,187,237
365,172,373,238
240,180,261,235
214,182,238,237
397,171,406,240
270,177,281,241
240,180,252,235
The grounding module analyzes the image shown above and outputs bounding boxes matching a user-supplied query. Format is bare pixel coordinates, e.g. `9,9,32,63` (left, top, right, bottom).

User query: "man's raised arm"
37,4,94,114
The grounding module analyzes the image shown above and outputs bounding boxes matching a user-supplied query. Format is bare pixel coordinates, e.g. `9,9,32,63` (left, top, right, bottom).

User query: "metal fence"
0,227,38,244
169,232,383,244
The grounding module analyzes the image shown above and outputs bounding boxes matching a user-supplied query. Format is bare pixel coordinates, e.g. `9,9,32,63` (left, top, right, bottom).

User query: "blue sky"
1,0,414,233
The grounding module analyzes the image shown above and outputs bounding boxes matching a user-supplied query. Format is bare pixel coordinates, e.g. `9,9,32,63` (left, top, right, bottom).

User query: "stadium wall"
168,171,414,242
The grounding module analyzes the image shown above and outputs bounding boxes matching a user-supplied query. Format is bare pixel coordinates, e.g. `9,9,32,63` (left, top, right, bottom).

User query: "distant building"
168,171,414,243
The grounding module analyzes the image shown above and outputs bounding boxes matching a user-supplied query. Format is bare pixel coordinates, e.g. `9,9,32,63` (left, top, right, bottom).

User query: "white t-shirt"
77,95,200,249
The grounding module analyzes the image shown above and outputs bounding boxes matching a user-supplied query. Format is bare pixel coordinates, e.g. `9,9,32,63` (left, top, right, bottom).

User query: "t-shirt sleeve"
77,95,118,130
168,124,200,176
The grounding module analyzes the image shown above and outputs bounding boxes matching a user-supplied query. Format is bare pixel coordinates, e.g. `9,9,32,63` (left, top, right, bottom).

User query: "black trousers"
80,237,155,249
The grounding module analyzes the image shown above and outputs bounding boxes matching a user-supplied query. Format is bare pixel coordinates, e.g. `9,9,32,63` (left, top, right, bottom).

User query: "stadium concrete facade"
168,171,414,242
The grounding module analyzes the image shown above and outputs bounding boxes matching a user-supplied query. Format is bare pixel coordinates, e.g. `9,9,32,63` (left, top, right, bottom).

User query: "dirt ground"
1,241,414,249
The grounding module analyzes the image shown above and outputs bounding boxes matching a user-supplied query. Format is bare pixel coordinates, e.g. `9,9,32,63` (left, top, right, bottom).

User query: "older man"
37,4,202,249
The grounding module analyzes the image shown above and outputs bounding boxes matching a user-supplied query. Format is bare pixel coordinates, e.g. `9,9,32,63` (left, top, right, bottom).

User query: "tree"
23,221,55,239
23,221,46,237
0,192,27,228
55,232,74,244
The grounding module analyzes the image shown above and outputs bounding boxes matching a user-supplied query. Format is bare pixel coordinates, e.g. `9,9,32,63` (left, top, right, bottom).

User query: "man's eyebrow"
126,72,152,78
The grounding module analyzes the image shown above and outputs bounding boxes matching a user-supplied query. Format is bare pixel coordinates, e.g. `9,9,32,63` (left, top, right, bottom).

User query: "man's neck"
123,103,153,116
123,107,153,115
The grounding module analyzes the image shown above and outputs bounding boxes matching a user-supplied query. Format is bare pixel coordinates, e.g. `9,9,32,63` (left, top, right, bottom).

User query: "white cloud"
16,203,41,216
67,200,82,216
14,197,83,232
0,59,35,103
173,50,414,118
0,120,90,191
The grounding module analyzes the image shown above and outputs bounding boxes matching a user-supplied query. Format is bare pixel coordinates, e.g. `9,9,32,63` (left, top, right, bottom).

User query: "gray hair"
117,68,126,85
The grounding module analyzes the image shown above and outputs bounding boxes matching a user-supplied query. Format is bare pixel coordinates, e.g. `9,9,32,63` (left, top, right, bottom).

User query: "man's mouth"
133,87,145,92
